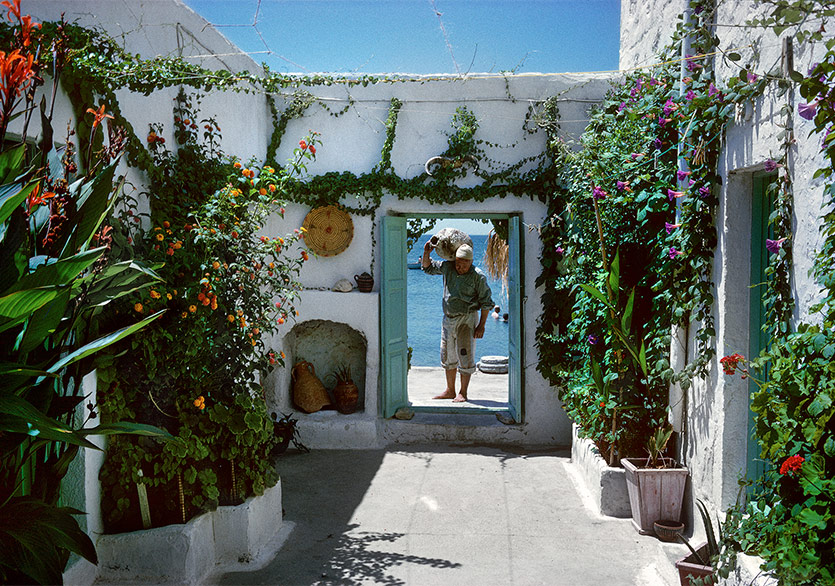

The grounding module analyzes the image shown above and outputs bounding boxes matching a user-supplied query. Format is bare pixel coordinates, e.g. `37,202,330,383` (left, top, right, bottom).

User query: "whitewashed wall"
620,0,831,517
20,3,617,456
263,72,614,448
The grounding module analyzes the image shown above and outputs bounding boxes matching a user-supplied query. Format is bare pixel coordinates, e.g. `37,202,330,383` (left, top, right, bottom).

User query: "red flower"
779,455,804,476
299,140,307,150
309,145,316,155
719,353,745,375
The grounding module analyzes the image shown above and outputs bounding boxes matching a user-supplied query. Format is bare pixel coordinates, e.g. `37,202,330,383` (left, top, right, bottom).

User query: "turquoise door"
747,172,777,482
381,215,409,417
507,215,523,422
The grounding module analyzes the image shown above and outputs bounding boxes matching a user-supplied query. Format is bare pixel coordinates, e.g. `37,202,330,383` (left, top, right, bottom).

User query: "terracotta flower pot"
621,457,689,535
333,380,359,414
675,542,715,586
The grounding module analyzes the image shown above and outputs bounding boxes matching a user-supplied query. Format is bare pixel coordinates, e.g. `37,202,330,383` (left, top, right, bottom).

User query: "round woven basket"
302,205,354,257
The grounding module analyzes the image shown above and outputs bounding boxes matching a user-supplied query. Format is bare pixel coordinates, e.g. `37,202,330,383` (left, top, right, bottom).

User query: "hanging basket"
302,205,354,257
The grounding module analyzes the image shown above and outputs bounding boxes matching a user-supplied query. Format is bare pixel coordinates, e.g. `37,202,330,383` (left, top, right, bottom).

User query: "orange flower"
155,233,164,241
233,161,242,169
86,104,114,129
163,220,170,228
150,290,161,299
212,261,220,269
181,311,188,318
193,395,206,410
174,241,182,249
202,297,211,306
227,314,235,322
231,231,239,239
189,304,197,313
259,188,267,196
280,351,286,359
268,184,276,192
134,302,143,313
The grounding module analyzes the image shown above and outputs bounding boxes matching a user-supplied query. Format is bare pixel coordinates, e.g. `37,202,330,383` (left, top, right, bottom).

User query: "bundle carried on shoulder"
430,228,473,261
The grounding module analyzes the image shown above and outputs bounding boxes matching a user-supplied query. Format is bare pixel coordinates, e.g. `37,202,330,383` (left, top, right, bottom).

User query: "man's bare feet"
453,393,467,403
433,389,456,399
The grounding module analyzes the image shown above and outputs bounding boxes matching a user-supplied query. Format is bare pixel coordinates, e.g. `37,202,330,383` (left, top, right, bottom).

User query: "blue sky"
184,0,621,75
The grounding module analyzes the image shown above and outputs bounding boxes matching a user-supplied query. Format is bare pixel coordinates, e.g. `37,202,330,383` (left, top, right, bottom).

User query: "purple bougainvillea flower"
649,77,658,86
668,247,683,259
685,90,696,101
798,101,817,120
765,237,787,254
708,83,718,97
555,246,564,255
618,102,627,112
694,4,704,14
677,170,691,181
665,222,681,234
587,334,599,345
616,180,627,191
764,159,778,172
592,186,607,200
631,152,645,161
663,99,676,116
668,189,685,201
699,186,710,198
747,72,758,83
659,116,671,127
653,138,663,150
807,63,819,76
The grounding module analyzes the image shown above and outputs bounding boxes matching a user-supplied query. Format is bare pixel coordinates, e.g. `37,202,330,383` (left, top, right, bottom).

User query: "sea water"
407,233,509,366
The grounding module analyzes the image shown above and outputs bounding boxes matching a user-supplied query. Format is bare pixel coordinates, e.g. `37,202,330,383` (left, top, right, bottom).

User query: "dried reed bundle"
483,230,508,296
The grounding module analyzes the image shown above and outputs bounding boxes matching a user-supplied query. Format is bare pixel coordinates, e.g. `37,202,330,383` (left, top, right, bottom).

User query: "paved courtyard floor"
214,445,685,586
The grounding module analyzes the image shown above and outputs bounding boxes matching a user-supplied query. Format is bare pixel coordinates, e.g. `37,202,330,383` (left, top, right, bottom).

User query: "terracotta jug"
333,379,359,414
291,361,331,413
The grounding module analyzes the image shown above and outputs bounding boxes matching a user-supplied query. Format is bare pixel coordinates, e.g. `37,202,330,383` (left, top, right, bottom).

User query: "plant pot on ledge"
674,542,715,586
621,457,689,535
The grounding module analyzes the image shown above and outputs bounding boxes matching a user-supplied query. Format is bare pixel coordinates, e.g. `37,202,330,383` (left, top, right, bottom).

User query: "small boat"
407,261,422,269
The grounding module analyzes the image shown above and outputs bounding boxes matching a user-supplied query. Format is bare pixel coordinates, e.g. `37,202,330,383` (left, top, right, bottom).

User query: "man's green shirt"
423,260,494,317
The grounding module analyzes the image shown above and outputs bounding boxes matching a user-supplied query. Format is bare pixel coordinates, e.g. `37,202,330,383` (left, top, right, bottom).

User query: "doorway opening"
381,213,523,421
406,217,510,411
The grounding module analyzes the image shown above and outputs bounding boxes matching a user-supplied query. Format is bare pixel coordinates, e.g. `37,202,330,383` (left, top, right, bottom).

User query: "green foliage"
723,327,835,585
0,8,168,580
97,92,317,530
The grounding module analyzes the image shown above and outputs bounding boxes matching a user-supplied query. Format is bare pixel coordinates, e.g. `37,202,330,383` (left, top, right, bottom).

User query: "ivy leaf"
788,70,805,83
726,52,742,62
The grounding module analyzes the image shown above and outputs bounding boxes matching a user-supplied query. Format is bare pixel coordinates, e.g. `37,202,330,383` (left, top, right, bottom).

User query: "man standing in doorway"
422,238,494,402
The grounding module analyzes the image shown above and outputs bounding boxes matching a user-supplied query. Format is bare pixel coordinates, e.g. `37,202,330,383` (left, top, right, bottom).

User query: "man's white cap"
455,244,473,260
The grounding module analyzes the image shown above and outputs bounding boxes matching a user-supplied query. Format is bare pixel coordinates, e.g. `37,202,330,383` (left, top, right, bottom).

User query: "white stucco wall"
20,3,616,457
261,73,615,448
619,0,831,514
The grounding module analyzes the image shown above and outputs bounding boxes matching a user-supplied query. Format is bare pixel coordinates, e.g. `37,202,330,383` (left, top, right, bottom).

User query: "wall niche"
284,319,368,413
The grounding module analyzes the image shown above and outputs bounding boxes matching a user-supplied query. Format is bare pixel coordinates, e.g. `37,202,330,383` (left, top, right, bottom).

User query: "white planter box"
570,423,631,518
95,480,282,585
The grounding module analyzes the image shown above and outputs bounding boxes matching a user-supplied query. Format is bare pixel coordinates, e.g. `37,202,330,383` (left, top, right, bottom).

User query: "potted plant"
675,499,724,585
621,426,689,535
271,412,309,456
327,363,360,414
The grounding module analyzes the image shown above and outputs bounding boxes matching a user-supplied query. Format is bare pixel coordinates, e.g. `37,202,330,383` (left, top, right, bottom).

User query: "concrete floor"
407,366,509,409
214,445,684,586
